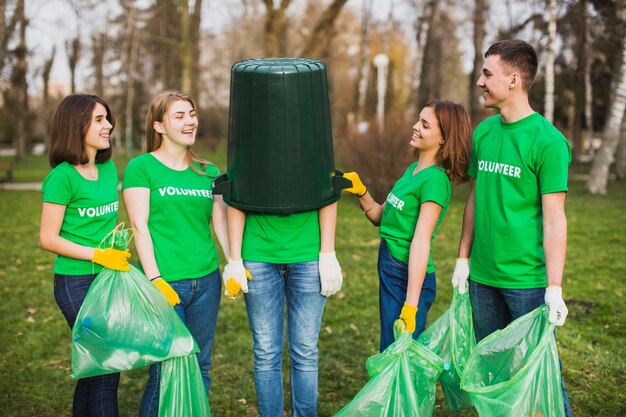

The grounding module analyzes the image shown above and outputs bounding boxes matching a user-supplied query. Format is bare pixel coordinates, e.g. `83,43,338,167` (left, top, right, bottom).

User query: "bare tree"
0,0,22,78
66,35,81,94
41,47,55,147
299,0,349,57
13,0,27,160
407,0,437,118
91,32,106,97
587,0,626,194
352,0,373,122
181,0,202,99
469,0,488,125
615,113,626,179
262,0,292,57
544,0,557,123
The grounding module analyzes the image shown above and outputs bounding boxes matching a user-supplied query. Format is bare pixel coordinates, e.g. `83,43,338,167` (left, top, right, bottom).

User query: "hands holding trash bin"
222,259,252,298
343,172,367,197
92,248,131,272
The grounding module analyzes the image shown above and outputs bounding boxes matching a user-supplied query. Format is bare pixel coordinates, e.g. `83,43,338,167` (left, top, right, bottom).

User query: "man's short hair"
485,39,538,92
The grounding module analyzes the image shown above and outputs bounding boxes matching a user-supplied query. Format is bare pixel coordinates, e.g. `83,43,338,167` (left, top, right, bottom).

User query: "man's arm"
457,179,476,259
542,192,567,287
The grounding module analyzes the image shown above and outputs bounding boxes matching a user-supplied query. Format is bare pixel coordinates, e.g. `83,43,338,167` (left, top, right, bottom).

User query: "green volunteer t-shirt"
122,153,220,281
379,162,450,272
242,211,320,263
469,112,571,289
42,160,120,275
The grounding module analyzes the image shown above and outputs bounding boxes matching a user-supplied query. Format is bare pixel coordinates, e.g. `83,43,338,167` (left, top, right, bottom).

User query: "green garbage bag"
71,227,195,378
159,355,211,417
334,332,444,417
460,305,565,417
417,288,475,410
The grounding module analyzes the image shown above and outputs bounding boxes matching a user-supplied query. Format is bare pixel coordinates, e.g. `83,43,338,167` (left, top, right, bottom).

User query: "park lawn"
0,157,624,416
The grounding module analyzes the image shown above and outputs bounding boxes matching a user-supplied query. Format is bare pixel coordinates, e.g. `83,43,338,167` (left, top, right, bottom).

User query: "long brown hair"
49,94,115,168
425,100,472,184
145,91,212,176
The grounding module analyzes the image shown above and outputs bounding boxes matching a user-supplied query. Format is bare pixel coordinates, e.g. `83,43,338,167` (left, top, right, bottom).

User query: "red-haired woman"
344,100,472,351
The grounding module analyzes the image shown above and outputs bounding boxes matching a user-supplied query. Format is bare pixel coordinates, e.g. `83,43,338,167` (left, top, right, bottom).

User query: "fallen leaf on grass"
337,292,346,300
25,307,37,315
36,264,51,271
237,398,247,404
324,326,332,334
26,316,35,323
351,254,361,261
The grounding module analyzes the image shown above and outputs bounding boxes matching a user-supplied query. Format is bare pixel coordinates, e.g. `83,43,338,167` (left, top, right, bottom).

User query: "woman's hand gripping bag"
460,305,566,417
417,288,476,410
334,331,444,417
71,227,195,378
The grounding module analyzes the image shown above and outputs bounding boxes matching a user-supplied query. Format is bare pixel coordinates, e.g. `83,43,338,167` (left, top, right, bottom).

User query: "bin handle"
212,173,231,199
333,169,353,192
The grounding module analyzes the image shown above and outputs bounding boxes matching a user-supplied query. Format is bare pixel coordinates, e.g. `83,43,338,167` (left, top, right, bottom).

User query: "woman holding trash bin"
40,94,129,417
344,100,472,351
122,91,229,417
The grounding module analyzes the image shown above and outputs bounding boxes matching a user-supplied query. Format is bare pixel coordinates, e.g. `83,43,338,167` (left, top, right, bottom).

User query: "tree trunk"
468,0,488,125
123,5,138,152
571,0,589,162
0,0,21,77
67,36,80,94
614,113,626,179
262,0,292,57
407,0,437,118
14,0,27,161
352,0,373,122
299,0,349,58
587,2,626,194
42,47,55,148
92,33,105,97
544,0,557,123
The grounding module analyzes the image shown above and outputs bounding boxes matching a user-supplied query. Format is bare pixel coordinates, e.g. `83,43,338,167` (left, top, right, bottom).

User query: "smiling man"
451,39,574,417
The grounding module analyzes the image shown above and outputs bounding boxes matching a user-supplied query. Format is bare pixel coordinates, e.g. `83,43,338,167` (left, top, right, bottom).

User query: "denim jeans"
377,240,437,352
243,260,326,417
470,280,573,417
54,274,120,417
139,269,221,417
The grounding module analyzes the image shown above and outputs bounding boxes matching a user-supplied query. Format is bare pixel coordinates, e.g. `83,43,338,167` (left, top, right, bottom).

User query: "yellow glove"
92,248,131,271
150,276,180,306
343,172,367,196
398,302,418,333
223,260,252,298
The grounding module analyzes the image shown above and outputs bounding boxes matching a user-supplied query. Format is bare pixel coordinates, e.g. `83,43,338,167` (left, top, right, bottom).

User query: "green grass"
1,152,625,416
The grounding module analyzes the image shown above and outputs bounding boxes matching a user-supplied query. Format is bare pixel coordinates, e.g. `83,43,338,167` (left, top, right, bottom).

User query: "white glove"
451,258,470,294
319,251,343,297
545,285,568,326
222,259,251,298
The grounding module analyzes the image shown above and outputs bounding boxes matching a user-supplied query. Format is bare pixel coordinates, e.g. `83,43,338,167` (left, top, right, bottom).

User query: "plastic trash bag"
417,288,475,410
460,305,566,417
159,355,211,417
71,227,195,378
334,331,444,417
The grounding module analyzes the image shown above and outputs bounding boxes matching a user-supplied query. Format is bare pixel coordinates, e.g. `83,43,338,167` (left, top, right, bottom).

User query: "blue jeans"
470,280,573,417
54,274,120,417
139,269,221,417
377,240,437,352
243,260,326,417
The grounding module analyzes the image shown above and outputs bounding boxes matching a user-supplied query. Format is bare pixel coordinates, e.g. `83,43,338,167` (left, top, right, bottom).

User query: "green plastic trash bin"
213,58,350,214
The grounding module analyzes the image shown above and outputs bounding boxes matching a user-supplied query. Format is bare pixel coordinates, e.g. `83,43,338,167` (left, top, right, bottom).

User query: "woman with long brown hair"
40,94,130,417
344,100,472,351
122,91,228,416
